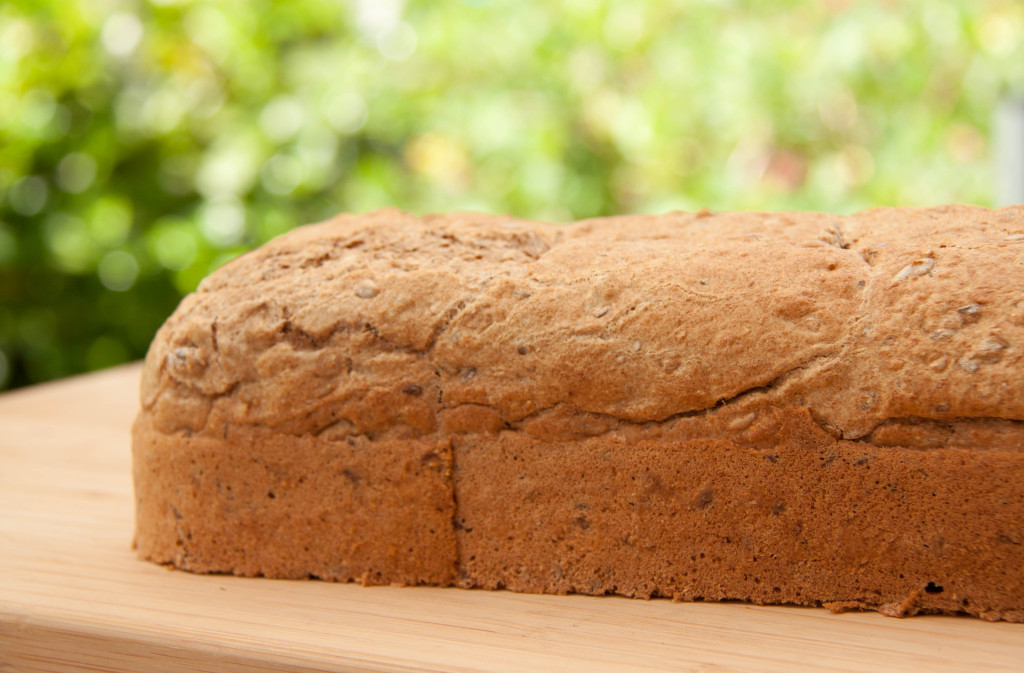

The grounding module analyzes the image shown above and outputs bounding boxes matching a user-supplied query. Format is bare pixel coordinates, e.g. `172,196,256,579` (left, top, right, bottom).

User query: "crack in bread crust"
140,205,1024,451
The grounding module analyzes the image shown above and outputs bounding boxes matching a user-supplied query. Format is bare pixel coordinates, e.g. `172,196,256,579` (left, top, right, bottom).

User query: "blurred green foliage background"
1,0,1023,390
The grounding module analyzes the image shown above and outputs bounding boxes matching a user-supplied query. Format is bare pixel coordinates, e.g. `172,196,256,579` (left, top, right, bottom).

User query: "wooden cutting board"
1,364,1021,673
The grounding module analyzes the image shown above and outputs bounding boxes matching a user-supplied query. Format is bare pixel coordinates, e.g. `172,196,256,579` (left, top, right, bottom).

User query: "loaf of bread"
133,205,1024,621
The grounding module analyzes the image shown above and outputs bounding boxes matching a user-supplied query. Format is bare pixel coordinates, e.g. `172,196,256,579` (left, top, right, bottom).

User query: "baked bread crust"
133,206,1024,621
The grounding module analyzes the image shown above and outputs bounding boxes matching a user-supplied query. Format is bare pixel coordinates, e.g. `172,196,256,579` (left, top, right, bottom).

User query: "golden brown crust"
133,205,1024,621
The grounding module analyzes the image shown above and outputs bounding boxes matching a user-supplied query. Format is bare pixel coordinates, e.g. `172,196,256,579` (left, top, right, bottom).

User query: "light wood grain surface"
1,364,1021,673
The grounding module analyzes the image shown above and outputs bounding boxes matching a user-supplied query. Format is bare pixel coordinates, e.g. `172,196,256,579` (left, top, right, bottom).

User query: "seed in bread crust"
355,282,378,298
728,412,756,431
958,303,982,322
893,258,934,281
167,346,206,378
958,358,980,373
975,336,1008,363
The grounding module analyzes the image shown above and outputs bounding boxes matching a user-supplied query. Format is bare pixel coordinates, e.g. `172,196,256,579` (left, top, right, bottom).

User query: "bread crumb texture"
133,205,1024,621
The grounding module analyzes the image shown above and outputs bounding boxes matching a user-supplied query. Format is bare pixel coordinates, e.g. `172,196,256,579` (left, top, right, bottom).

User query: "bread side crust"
133,414,457,584
455,408,1024,621
134,407,1024,621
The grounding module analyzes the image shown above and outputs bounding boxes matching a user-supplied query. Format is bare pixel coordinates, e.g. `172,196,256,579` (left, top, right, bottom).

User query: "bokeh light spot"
326,92,368,134
199,198,247,247
148,220,199,270
56,153,98,193
260,96,306,143
0,18,34,62
195,142,260,198
141,88,185,134
405,133,468,187
603,6,646,52
97,250,139,292
18,89,56,132
101,12,143,56
353,0,404,39
9,176,48,216
89,197,133,247
261,154,304,195
44,213,95,273
377,22,417,61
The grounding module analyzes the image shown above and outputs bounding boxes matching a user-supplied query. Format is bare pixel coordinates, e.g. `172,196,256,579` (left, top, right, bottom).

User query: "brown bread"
133,205,1024,621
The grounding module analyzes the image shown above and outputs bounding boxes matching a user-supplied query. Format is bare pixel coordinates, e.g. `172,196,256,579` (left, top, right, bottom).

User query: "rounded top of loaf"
139,205,1024,451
